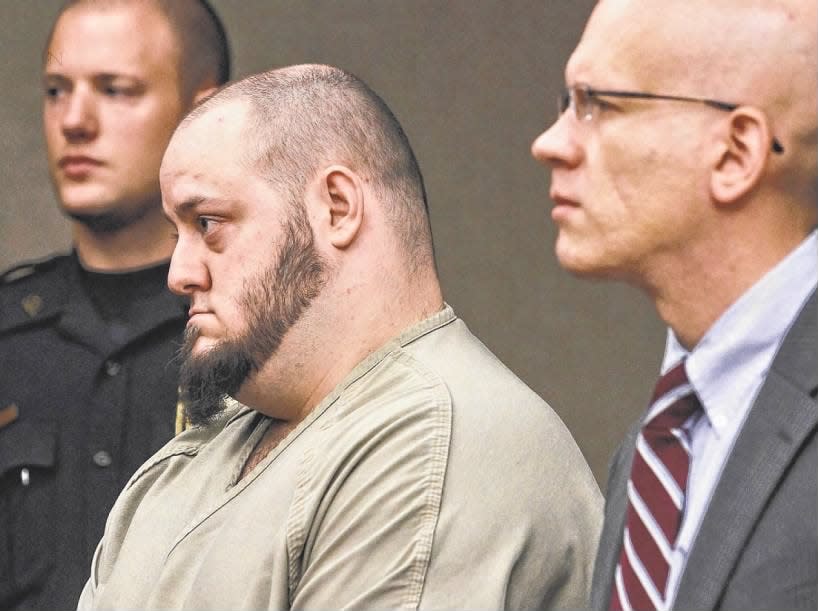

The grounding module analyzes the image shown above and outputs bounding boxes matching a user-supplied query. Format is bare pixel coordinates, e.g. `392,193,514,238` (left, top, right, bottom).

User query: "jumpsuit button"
104,360,121,376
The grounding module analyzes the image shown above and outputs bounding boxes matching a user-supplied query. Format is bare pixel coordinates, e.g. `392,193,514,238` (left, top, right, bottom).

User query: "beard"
177,205,328,427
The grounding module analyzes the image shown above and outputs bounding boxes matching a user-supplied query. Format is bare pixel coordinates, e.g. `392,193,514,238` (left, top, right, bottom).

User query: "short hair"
188,65,435,271
47,0,231,96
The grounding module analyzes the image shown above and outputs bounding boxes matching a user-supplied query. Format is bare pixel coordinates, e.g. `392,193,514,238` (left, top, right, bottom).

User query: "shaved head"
586,1,814,95
184,64,435,271
575,0,817,205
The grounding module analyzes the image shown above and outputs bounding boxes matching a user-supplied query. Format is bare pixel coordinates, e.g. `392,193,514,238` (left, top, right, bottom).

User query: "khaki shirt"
78,306,602,610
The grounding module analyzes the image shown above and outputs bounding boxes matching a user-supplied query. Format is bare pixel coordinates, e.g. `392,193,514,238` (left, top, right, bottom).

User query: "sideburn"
177,203,329,427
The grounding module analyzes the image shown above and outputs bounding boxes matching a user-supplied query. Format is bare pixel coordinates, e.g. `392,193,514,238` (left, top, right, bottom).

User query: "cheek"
105,100,181,155
111,118,177,187
580,141,673,260
596,136,651,208
42,112,62,155
579,140,636,232
603,147,706,250
214,262,248,307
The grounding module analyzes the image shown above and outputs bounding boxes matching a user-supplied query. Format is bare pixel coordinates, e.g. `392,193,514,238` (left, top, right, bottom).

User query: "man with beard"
77,64,602,610
532,0,816,609
0,2,229,610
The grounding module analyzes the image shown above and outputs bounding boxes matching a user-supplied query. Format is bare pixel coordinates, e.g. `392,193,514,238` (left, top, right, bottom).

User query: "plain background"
0,1,666,488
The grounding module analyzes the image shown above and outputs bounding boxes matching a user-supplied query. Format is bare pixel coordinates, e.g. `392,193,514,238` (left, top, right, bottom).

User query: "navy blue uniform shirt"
0,252,186,611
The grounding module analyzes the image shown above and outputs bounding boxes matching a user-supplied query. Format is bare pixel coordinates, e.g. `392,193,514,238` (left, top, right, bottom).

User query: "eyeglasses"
558,84,784,154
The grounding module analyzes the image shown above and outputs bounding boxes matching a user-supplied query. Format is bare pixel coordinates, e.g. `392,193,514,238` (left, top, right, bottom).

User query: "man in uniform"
77,64,603,610
532,0,816,609
0,2,230,609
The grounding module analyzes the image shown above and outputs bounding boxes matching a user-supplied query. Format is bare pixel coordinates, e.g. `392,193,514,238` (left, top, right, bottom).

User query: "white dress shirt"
649,230,818,609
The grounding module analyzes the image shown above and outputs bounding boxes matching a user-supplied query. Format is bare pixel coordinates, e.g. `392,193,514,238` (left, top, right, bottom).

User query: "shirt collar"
661,230,818,436
226,304,456,426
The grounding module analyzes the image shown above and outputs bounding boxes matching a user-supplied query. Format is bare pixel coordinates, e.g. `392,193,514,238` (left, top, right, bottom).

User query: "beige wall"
0,1,666,487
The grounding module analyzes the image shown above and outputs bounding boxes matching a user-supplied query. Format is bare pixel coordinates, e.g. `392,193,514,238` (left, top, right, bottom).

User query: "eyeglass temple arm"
588,90,784,154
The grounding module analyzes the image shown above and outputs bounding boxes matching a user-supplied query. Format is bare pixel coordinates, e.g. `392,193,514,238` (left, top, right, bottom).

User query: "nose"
61,86,98,143
531,112,583,169
167,239,211,297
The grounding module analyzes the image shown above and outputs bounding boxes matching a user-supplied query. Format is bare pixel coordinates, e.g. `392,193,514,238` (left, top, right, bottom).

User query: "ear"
186,75,221,107
192,83,219,105
709,108,772,206
314,165,365,249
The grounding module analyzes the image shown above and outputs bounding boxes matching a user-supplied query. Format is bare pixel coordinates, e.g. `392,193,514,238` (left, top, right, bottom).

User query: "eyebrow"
167,195,242,223
43,72,70,83
43,71,144,82
163,196,207,225
172,196,207,217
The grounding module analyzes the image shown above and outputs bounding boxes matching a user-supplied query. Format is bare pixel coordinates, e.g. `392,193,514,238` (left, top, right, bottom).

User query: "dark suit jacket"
591,290,817,611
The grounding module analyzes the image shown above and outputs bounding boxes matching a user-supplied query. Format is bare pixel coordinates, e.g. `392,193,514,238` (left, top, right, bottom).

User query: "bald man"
0,2,229,610
77,64,602,610
532,0,816,609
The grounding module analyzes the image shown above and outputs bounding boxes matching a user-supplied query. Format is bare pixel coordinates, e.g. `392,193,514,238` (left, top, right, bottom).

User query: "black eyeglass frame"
559,85,784,154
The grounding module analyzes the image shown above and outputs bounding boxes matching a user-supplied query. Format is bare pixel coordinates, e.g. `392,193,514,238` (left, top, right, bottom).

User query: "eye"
197,217,217,234
44,84,66,101
558,89,572,115
588,93,617,113
97,78,141,99
103,85,129,97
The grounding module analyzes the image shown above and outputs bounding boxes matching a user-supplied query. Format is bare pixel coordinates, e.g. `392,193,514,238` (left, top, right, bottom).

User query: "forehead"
566,0,676,88
46,3,179,79
161,99,254,197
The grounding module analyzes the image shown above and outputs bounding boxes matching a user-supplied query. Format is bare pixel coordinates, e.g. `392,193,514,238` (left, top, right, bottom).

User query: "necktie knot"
649,361,689,404
645,361,701,432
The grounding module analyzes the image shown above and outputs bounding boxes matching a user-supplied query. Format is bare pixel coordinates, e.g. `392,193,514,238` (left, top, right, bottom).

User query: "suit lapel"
675,291,818,610
591,424,639,610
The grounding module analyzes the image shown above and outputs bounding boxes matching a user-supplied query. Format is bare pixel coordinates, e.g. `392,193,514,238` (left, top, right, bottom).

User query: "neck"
647,220,811,350
72,205,175,271
238,262,444,424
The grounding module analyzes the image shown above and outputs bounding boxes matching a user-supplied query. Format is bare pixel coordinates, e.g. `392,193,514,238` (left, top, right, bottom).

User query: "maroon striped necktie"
610,361,701,611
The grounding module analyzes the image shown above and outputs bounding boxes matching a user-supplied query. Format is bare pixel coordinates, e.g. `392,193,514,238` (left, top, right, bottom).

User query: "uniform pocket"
0,420,57,606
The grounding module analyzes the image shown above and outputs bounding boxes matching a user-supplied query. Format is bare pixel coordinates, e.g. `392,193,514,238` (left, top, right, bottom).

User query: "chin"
555,242,610,279
559,259,604,278
57,185,116,214
60,191,158,233
558,252,629,283
190,335,220,356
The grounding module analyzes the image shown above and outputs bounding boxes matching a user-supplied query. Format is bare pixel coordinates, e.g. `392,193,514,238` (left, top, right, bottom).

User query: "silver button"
93,450,113,468
104,360,121,376
20,467,30,486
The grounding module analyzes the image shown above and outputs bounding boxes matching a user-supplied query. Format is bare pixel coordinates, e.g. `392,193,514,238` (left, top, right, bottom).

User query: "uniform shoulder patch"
0,253,71,331
1,253,66,286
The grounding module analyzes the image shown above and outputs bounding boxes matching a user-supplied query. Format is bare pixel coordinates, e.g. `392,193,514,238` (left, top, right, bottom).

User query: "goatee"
177,326,255,427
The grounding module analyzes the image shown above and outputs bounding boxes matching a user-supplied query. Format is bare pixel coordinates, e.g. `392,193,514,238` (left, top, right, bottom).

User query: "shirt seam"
285,347,453,608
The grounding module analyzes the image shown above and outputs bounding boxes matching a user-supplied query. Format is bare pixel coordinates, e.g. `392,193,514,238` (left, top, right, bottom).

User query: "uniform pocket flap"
0,420,57,476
